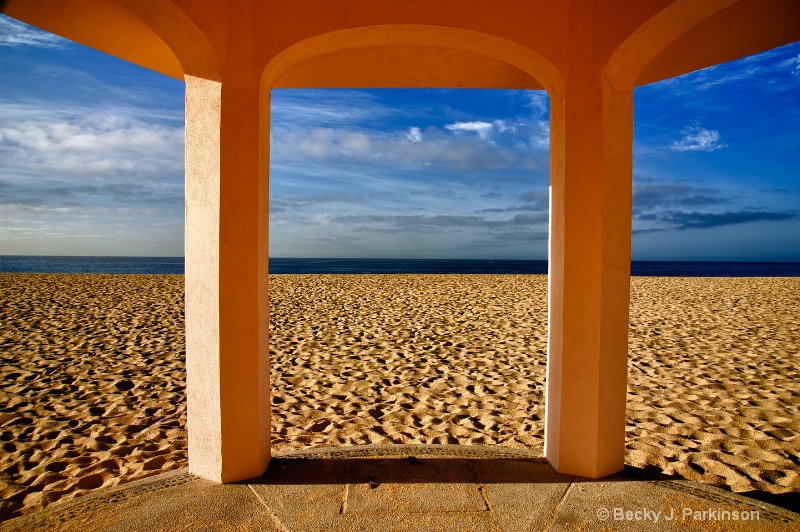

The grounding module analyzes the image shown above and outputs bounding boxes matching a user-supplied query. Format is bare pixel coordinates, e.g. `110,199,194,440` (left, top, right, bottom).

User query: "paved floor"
1,445,798,531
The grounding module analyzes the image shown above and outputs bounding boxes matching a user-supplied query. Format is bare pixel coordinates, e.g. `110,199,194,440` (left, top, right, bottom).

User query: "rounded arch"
606,0,800,88
121,0,221,81
605,0,738,87
1,0,220,81
261,24,563,95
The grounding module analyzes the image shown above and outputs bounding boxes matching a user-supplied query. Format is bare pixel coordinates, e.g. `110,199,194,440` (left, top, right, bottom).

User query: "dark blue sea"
0,256,185,275
1,256,799,276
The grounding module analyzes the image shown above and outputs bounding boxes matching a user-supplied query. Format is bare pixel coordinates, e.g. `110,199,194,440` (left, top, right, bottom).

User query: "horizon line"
1,255,799,263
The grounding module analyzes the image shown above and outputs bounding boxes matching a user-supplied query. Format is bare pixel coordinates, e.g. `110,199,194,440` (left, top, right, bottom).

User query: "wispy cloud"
269,89,552,205
476,190,549,214
0,179,182,209
671,124,726,152
0,15,69,48
270,193,363,213
694,67,761,90
409,189,463,200
637,210,796,231
445,121,494,139
779,54,800,76
441,118,550,149
661,42,800,93
271,90,394,128
525,92,549,117
0,22,188,256
406,126,422,143
529,121,550,149
0,102,184,181
0,96,185,254
270,126,532,171
331,210,549,234
632,181,727,211
627,175,798,235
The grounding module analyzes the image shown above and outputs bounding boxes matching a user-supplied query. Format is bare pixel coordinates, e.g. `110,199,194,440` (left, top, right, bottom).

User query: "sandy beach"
1,273,798,520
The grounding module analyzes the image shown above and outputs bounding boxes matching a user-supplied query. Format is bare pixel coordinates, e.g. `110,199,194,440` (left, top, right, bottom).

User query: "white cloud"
338,131,371,156
0,98,185,255
652,42,800,94
493,120,508,133
445,121,494,139
671,124,727,152
444,117,550,150
277,128,371,160
0,14,69,48
695,67,760,90
525,92,549,117
0,101,184,181
406,126,422,143
779,54,800,76
271,126,527,171
271,90,394,128
530,121,550,150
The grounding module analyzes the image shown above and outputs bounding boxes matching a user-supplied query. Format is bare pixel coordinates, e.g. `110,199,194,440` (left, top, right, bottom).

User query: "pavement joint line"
541,476,575,532
247,484,288,532
465,460,494,513
339,460,351,515
476,484,493,513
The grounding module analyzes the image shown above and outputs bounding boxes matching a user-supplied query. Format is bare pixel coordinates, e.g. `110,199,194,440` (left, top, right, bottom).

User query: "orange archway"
261,24,563,92
2,0,799,484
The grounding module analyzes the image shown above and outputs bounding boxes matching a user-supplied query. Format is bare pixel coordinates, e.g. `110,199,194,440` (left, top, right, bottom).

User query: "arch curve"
605,0,738,87
606,0,800,88
261,24,563,95
121,0,221,81
1,0,220,81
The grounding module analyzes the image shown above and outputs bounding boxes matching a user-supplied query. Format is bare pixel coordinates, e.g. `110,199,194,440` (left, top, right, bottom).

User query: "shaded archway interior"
636,0,800,86
1,0,184,79
3,0,799,88
273,45,543,89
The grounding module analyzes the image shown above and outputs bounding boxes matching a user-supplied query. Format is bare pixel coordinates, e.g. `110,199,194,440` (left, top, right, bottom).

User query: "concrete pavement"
2,445,798,531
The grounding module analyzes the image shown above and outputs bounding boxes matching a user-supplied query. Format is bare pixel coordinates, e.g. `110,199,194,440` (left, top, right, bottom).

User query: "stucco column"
545,75,633,478
184,67,270,482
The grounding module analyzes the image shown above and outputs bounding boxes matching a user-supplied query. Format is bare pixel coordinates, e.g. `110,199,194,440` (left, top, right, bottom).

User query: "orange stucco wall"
5,1,799,89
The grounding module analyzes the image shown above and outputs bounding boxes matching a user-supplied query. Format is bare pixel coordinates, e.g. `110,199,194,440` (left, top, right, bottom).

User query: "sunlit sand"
1,273,798,519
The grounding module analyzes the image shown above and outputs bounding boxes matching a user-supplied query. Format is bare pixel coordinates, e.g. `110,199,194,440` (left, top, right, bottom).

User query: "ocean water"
0,256,185,275
1,256,799,276
270,258,800,276
269,258,548,275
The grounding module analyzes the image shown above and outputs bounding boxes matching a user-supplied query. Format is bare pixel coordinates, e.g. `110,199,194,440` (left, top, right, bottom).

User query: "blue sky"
1,14,798,260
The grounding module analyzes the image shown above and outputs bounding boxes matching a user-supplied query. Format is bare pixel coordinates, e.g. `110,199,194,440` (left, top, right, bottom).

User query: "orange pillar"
545,73,633,478
184,12,271,481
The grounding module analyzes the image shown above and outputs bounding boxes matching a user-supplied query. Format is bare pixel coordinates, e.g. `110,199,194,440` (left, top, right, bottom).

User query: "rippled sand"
1,273,798,520
626,277,800,493
268,275,548,451
0,275,186,520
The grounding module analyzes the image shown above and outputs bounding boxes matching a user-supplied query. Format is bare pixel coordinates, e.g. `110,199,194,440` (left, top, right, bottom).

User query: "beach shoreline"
1,273,798,520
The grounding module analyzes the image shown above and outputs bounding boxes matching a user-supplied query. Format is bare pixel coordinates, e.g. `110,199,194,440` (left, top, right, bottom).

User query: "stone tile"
55,479,281,532
344,458,488,514
472,458,574,530
2,453,796,532
249,458,349,530
552,474,794,531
